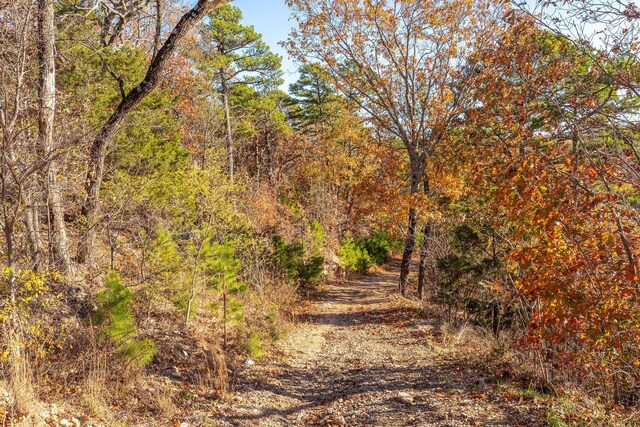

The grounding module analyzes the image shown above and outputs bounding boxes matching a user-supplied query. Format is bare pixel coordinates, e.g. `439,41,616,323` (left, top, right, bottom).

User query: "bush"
339,231,397,274
95,272,156,368
434,224,506,330
246,332,265,360
339,236,372,274
362,230,395,264
273,235,324,285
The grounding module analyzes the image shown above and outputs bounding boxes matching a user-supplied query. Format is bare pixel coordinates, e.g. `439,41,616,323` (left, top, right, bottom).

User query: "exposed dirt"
214,260,546,426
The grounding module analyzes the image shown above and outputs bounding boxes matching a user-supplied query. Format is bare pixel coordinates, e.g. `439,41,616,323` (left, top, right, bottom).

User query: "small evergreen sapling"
204,241,248,349
95,272,156,367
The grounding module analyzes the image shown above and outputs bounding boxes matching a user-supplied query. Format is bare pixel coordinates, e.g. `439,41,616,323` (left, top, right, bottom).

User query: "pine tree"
198,5,283,182
95,272,156,367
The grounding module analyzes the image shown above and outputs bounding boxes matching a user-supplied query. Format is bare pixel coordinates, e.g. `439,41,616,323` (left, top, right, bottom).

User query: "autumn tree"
286,0,507,296
454,14,640,400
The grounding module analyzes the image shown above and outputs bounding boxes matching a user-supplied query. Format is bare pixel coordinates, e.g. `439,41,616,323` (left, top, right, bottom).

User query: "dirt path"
217,261,545,426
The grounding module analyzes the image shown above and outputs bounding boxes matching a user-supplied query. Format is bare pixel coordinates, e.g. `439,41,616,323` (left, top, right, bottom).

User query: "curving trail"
217,260,545,426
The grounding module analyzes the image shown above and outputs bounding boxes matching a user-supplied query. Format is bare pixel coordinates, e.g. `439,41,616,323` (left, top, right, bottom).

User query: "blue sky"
232,0,300,90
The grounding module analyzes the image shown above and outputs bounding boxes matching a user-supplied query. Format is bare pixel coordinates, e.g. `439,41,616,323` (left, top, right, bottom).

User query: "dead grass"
82,352,109,421
430,317,640,426
6,332,36,419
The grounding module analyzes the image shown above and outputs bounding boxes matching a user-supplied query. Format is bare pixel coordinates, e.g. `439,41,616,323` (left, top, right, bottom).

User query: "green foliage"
205,241,248,294
288,64,338,129
200,5,283,91
339,236,372,274
547,407,571,427
309,220,326,255
246,332,265,360
226,297,245,324
273,235,324,286
434,224,506,328
339,231,395,274
361,230,395,265
95,272,156,367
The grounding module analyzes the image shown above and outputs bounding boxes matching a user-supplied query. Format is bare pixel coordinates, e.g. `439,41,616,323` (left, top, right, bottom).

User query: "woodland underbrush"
403,216,640,426
0,269,301,426
419,300,640,426
0,181,332,426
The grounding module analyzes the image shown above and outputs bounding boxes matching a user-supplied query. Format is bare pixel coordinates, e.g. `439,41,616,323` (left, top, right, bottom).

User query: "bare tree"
38,0,71,272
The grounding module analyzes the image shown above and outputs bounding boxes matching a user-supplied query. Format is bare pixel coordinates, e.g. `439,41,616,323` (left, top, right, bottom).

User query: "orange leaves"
452,17,640,385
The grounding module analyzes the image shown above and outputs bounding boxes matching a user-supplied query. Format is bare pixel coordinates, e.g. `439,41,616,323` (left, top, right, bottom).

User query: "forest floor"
213,260,547,427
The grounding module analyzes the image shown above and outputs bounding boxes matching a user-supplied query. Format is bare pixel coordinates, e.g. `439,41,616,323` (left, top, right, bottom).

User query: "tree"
198,5,283,183
288,64,338,130
78,0,230,264
286,0,506,296
38,0,71,272
464,18,640,400
232,85,290,183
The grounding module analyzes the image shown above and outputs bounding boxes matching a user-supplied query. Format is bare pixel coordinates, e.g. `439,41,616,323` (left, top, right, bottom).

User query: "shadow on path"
225,259,546,426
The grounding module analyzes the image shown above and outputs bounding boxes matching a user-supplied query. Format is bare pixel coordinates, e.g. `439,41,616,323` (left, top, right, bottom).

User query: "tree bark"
417,177,431,300
77,0,228,264
399,168,422,297
25,188,42,269
399,207,417,297
38,0,71,272
221,74,234,183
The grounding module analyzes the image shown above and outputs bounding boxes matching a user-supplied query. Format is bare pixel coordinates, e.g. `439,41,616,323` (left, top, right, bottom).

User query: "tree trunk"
417,176,431,299
417,222,431,300
266,128,274,184
38,0,71,272
25,189,42,269
153,0,163,59
399,207,417,297
77,0,227,264
221,75,234,183
399,168,422,296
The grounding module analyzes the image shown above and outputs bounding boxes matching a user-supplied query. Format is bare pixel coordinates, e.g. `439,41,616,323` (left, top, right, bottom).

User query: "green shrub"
95,272,156,367
339,230,397,274
362,230,394,264
310,220,326,255
205,241,248,294
273,235,324,285
246,332,265,360
434,224,506,329
339,236,372,274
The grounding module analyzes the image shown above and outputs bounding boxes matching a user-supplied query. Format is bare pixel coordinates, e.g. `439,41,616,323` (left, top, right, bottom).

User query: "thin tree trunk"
418,176,431,299
399,207,417,297
46,163,71,270
267,129,274,184
399,169,422,296
152,0,163,59
221,75,234,183
399,150,427,296
38,0,71,272
417,223,431,299
25,189,42,268
77,0,227,264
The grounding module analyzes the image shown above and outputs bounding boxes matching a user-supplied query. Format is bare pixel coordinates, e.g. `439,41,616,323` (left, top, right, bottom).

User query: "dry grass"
431,319,640,426
6,333,35,419
152,387,177,419
81,352,109,421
